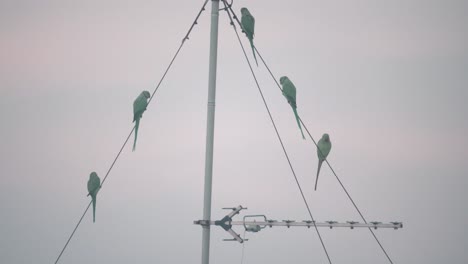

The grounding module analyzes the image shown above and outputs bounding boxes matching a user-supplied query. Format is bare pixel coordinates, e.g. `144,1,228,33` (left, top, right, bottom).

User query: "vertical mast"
201,1,219,264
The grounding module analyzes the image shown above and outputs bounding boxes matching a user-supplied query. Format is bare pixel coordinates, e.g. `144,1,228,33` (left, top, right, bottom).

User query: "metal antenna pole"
201,1,220,264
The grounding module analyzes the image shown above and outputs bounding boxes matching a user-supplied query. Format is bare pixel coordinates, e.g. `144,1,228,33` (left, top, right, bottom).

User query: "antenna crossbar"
194,206,402,243
194,220,403,229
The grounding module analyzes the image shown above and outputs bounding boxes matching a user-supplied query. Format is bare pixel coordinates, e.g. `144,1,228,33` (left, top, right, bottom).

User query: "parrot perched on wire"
315,133,332,191
87,172,101,223
280,76,305,139
133,91,151,151
240,7,258,66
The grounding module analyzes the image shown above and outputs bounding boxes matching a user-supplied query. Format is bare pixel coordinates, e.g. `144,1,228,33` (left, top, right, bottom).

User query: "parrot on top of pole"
133,91,151,151
240,7,258,66
280,76,305,139
87,172,101,223
315,133,332,191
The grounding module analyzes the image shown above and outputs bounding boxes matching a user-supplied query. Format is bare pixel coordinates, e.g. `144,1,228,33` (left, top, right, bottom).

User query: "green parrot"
280,76,305,139
315,133,332,191
133,91,151,151
240,7,258,66
87,172,101,223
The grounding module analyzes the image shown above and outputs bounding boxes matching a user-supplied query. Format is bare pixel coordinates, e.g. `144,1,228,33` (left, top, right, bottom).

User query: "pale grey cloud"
1,0,467,263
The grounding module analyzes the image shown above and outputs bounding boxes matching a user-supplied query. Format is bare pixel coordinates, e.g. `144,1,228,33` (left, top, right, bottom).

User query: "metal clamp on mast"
195,206,247,243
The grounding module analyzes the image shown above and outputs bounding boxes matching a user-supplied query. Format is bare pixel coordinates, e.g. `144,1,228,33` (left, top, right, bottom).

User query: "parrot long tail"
92,195,97,223
249,38,258,66
292,107,305,139
315,159,324,191
133,118,140,151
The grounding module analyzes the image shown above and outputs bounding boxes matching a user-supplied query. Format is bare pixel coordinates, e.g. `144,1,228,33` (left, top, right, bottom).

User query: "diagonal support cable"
226,4,395,261
253,43,395,264
300,121,395,264
53,1,209,263
221,1,333,263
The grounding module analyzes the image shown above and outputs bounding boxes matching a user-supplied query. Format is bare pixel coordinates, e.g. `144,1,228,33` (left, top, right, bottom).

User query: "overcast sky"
1,0,467,263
